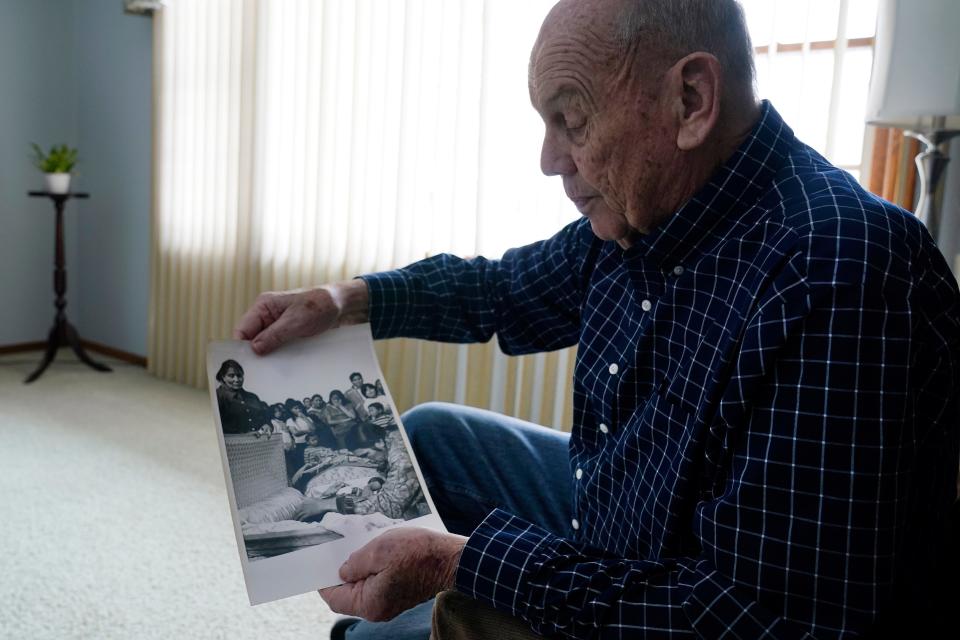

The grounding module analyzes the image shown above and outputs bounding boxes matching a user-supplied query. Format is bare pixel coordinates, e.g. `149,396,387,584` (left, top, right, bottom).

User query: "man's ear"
665,52,722,151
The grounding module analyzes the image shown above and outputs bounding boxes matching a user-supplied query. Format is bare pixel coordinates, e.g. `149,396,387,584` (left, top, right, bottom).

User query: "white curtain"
150,0,577,428
740,0,879,181
150,0,877,427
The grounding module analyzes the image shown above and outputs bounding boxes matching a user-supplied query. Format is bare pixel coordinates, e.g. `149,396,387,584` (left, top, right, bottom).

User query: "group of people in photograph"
216,358,394,449
214,359,428,521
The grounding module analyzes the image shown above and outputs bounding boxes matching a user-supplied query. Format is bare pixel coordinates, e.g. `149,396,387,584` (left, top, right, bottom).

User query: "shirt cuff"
453,508,556,619
357,270,417,339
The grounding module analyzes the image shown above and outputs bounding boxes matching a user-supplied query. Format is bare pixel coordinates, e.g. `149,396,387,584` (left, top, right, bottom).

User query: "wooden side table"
24,191,112,383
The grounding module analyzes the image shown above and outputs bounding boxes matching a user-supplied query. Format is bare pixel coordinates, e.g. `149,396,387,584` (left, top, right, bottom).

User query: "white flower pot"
45,173,71,194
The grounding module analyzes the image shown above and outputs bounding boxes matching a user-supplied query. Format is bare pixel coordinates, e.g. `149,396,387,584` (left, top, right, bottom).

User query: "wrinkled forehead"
528,0,623,105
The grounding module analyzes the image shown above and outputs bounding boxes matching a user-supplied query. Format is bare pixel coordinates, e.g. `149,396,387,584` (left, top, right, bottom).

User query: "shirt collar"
624,101,794,270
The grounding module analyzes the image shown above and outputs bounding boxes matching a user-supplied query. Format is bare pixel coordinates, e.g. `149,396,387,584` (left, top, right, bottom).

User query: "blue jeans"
344,402,573,640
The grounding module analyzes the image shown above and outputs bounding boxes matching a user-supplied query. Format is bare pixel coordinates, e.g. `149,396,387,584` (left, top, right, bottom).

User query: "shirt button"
640,299,652,312
571,518,580,531
608,363,619,375
599,423,609,434
672,265,685,276
575,468,583,480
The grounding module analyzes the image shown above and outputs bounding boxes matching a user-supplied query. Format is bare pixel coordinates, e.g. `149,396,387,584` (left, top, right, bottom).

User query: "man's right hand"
233,280,369,355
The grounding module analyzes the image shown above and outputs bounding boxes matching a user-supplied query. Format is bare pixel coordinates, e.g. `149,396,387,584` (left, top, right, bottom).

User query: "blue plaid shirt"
361,103,960,638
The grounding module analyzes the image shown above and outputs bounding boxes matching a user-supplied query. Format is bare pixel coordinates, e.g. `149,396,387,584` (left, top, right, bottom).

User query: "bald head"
529,0,761,247
532,0,756,112
613,0,757,111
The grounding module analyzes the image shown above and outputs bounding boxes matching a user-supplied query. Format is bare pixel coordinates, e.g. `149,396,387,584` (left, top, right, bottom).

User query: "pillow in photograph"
238,487,305,525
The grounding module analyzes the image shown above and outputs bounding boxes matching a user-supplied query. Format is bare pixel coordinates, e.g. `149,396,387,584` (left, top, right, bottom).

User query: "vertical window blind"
152,0,878,430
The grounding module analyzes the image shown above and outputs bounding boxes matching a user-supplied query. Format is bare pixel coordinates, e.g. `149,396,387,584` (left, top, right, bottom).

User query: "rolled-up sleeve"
359,219,597,355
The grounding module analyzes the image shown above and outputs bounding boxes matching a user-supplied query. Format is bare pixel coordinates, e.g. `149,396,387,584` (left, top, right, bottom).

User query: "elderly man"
235,0,960,638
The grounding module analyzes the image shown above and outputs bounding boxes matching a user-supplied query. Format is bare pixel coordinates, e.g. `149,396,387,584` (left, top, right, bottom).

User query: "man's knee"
401,402,463,455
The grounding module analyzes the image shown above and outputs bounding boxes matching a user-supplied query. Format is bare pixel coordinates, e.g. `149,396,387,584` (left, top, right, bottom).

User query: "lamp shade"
866,0,960,129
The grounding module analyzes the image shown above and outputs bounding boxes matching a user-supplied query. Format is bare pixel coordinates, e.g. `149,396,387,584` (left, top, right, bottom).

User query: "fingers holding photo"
233,281,371,355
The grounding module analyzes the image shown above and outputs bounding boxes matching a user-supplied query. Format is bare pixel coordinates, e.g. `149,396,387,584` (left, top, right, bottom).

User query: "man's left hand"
320,527,468,622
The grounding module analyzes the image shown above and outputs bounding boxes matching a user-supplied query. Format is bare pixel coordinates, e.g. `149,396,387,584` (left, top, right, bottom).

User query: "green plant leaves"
30,143,78,173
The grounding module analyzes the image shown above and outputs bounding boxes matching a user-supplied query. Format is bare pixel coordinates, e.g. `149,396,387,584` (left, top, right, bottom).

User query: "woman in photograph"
284,400,317,444
306,394,328,422
214,359,268,435
321,389,359,449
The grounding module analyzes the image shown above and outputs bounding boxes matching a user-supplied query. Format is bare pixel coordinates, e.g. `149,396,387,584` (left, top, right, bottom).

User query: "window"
742,0,879,181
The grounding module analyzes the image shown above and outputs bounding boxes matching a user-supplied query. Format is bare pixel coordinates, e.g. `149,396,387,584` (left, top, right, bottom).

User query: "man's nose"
540,131,577,177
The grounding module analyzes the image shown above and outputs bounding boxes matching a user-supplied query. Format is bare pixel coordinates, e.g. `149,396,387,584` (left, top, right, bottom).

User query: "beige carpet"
0,352,336,639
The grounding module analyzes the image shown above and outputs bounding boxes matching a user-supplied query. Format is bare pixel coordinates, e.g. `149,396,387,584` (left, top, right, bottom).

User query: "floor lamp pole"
906,117,960,245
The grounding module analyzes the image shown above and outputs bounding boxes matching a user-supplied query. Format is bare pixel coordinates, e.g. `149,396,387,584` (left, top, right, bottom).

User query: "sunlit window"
156,0,883,274
741,0,879,182
481,0,881,256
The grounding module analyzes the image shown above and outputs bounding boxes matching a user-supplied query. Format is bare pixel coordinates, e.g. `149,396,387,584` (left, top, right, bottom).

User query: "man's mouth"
571,196,597,212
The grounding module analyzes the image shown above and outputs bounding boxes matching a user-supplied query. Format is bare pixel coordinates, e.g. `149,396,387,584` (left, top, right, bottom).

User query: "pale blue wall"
73,1,152,356
0,0,79,345
0,0,151,356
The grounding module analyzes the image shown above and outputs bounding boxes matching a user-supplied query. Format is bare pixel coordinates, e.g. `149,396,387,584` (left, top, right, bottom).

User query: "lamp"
866,0,960,245
123,0,165,15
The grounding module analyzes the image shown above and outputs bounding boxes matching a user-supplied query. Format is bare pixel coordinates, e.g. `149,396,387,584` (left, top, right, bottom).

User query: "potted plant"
31,143,79,194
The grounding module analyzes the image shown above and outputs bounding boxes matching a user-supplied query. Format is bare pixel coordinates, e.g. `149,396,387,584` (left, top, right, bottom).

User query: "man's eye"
564,116,586,133
552,112,586,133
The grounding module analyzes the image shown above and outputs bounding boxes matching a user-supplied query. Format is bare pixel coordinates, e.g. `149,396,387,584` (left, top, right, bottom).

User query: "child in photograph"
361,380,385,403
353,384,385,446
252,402,288,444
282,400,318,480
302,433,336,467
289,433,338,490
335,475,383,498
366,402,396,431
361,383,381,413
365,476,384,496
268,403,288,435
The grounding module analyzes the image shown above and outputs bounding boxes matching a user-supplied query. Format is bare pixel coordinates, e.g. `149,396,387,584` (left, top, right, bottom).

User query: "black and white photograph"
206,324,444,605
